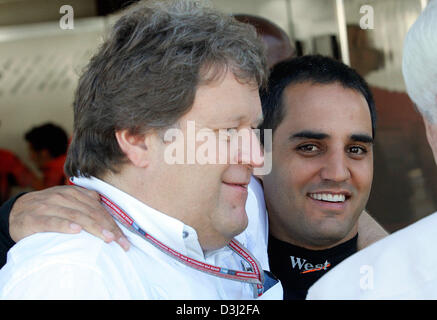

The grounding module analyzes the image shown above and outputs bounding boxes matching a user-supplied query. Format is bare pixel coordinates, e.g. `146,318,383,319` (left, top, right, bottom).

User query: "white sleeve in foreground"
307,211,437,300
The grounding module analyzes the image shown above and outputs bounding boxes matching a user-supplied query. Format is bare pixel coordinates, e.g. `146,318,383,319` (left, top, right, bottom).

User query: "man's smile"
306,191,353,211
307,192,351,203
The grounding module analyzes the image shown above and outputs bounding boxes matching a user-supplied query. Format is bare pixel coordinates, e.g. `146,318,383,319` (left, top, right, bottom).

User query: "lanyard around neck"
98,193,266,298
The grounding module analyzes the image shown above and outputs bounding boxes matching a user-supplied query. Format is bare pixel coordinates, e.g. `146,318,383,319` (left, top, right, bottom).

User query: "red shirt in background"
40,154,67,187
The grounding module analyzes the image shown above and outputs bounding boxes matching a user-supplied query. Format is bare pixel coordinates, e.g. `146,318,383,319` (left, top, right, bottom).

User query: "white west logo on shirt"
290,256,331,274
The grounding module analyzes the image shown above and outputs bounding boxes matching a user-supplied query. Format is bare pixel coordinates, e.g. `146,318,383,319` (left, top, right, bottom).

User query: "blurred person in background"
24,122,69,189
233,14,295,69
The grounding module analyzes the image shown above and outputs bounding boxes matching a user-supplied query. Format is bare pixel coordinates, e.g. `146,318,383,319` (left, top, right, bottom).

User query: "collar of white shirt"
70,175,207,261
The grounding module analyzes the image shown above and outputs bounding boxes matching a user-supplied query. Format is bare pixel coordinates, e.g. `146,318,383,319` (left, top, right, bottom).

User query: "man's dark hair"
25,123,69,158
259,55,377,140
65,0,267,178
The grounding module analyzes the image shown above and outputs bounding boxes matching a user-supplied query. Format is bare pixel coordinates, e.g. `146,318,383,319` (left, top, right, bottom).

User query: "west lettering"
304,263,314,271
290,256,306,269
290,256,331,272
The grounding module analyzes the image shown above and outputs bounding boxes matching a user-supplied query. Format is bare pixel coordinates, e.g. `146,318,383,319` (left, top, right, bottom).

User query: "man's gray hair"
402,0,437,123
65,0,268,178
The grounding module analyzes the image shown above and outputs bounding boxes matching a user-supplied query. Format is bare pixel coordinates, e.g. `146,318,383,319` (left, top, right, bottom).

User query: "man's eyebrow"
289,130,329,141
351,134,374,144
288,131,374,143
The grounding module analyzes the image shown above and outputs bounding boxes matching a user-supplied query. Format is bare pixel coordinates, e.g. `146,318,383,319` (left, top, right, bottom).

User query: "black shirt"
268,233,358,300
0,194,22,268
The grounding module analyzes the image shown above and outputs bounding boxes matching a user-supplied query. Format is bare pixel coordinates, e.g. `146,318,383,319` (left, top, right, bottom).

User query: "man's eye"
297,144,320,153
348,146,367,155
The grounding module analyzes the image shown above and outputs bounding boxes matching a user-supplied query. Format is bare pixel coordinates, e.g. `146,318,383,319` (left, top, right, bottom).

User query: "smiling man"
260,55,376,299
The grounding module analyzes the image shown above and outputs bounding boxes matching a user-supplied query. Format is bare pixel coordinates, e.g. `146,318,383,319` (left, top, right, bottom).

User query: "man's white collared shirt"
0,176,281,299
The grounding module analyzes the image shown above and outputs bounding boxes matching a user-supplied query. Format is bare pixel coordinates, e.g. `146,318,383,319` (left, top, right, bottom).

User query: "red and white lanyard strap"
99,193,266,298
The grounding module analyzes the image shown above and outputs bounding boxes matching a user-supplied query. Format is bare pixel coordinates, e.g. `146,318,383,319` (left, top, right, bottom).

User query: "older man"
307,0,437,299
0,0,282,299
0,13,297,263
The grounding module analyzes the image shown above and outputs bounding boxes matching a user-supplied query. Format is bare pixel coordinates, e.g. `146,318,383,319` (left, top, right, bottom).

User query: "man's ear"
115,130,149,168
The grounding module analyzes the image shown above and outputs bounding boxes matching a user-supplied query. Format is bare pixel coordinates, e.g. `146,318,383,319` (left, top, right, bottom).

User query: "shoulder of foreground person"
307,211,437,299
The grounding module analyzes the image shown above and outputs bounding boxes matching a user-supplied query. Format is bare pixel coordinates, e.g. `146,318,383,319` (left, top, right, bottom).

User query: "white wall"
0,17,105,168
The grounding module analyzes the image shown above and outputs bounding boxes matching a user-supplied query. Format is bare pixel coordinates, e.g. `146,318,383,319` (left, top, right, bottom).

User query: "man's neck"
270,224,359,251
100,170,231,253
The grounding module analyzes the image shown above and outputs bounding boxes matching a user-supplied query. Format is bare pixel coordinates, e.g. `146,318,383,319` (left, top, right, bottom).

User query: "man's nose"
235,128,264,168
320,148,351,182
